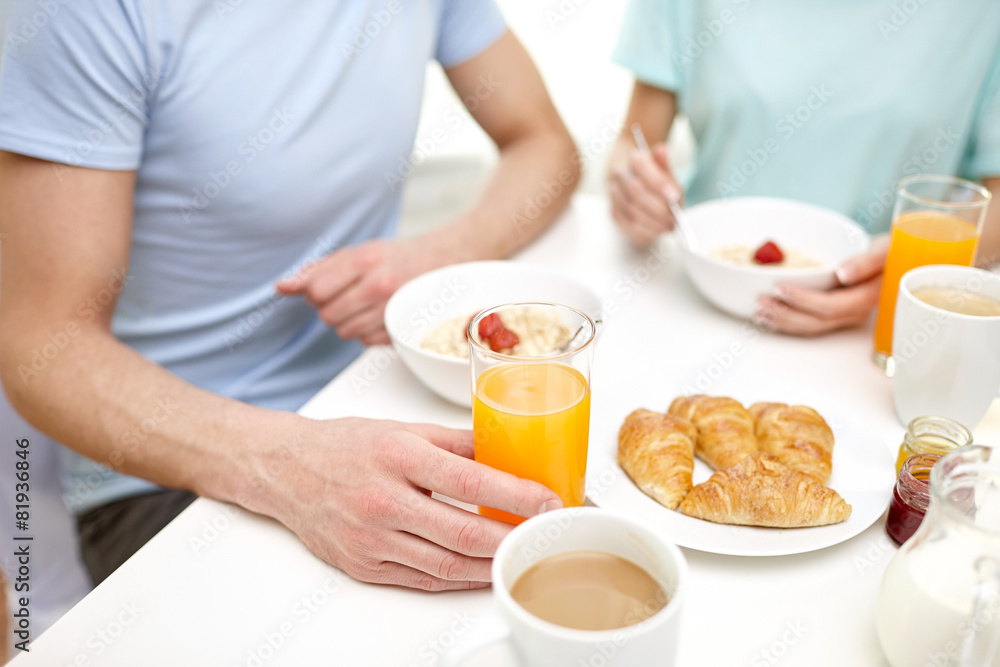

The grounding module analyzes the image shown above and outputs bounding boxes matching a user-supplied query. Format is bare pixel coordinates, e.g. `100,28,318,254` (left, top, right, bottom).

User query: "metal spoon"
630,123,698,251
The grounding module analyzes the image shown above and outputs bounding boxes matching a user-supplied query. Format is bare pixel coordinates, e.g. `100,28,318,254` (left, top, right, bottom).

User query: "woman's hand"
609,141,683,247
754,235,890,336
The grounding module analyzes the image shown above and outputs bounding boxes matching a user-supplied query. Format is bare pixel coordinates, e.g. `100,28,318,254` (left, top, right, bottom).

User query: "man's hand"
754,235,890,336
275,236,447,346
252,417,562,592
609,142,683,248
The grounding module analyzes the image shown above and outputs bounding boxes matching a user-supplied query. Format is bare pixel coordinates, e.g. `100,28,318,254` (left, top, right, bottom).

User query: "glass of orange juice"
469,303,596,525
873,175,991,374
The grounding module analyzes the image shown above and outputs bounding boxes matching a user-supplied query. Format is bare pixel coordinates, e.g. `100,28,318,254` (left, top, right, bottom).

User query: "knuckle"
356,489,397,522
339,527,376,561
436,551,469,581
414,574,447,592
454,518,487,555
454,464,484,501
369,273,396,297
625,178,643,198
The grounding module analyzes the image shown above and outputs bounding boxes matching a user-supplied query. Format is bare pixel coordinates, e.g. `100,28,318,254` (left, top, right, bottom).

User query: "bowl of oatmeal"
384,261,601,407
677,197,870,319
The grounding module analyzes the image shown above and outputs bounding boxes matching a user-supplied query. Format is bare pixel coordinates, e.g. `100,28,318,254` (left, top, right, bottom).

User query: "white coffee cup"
892,264,1000,428
442,507,687,667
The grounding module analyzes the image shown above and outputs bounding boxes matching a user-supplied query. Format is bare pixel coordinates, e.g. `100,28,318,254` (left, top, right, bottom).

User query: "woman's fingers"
773,277,882,321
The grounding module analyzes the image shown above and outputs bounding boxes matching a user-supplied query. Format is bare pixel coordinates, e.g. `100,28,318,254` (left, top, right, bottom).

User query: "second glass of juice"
873,175,991,374
469,303,596,525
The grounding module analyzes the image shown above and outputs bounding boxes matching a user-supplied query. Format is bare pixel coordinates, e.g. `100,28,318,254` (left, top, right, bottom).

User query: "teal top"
614,0,1000,233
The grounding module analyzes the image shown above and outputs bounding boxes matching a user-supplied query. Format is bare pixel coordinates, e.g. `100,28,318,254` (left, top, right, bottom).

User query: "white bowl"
384,261,602,407
678,197,870,319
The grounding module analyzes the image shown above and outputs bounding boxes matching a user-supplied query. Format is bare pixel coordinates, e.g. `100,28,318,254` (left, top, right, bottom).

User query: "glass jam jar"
894,415,972,474
885,453,939,546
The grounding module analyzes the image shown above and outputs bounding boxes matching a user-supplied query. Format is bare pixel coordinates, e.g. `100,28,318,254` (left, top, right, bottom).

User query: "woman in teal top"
609,0,1000,335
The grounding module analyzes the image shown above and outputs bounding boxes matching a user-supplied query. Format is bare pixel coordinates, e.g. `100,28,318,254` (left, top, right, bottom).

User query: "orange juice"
873,212,979,357
473,362,590,525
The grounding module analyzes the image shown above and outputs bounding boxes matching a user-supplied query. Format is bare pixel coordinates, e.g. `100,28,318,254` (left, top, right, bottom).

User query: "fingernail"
538,498,563,515
771,285,790,301
835,264,854,286
752,300,775,326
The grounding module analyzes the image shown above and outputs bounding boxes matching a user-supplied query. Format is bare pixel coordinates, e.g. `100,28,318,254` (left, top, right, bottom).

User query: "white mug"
892,264,1000,429
443,507,687,667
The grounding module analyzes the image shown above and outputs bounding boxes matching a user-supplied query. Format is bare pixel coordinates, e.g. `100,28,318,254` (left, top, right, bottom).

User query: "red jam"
885,453,938,546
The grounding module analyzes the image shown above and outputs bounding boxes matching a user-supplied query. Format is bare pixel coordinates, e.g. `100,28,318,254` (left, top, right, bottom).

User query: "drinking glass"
469,303,596,525
872,175,991,374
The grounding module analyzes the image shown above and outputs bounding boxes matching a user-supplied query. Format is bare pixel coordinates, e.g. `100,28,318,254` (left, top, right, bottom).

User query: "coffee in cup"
510,550,668,631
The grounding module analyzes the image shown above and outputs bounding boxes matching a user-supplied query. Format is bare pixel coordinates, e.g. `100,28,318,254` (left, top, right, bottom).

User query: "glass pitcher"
876,445,1000,667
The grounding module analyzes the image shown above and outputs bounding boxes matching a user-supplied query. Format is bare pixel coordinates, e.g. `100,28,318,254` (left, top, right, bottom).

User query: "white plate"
586,371,896,557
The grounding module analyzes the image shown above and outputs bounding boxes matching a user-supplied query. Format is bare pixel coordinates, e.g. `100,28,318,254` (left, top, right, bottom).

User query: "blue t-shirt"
614,0,1000,233
0,0,506,513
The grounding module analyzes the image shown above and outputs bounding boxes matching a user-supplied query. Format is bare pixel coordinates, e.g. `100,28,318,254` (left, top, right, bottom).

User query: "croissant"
668,395,757,470
679,452,852,527
617,409,697,510
749,402,834,483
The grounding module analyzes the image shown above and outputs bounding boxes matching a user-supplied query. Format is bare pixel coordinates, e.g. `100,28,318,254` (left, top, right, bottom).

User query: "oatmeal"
421,306,573,358
710,244,823,268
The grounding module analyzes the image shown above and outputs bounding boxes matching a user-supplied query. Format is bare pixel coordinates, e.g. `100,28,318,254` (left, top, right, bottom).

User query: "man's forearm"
420,128,580,263
0,327,295,511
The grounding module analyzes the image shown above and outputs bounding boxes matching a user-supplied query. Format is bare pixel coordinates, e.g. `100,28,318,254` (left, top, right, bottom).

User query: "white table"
15,195,1000,667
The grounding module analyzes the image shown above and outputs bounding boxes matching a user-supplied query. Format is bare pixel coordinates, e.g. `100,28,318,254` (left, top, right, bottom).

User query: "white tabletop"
15,194,1000,667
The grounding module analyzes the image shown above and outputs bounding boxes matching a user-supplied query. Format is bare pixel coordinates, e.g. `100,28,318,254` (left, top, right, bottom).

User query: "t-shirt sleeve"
0,0,155,170
963,48,1000,181
612,0,684,93
435,0,507,69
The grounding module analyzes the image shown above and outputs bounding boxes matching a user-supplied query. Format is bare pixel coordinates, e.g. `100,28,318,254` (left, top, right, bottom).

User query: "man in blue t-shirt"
0,1,578,590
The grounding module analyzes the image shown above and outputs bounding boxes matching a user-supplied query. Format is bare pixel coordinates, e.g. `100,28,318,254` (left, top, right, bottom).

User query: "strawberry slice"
753,241,785,265
478,313,503,340
488,328,519,353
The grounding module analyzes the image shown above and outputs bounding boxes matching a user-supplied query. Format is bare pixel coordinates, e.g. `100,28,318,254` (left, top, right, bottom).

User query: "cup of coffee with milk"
892,265,1000,429
443,508,687,667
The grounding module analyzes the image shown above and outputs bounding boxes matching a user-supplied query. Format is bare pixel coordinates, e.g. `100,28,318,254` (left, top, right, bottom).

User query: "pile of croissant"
617,395,852,528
